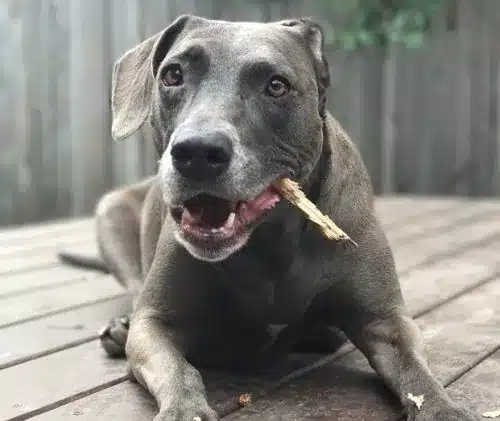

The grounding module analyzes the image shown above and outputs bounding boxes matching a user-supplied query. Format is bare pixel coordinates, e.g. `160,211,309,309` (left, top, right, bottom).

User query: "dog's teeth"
225,212,236,228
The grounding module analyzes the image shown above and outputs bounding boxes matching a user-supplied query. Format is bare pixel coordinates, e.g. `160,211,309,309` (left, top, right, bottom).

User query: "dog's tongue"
182,188,281,230
184,195,231,227
238,188,281,224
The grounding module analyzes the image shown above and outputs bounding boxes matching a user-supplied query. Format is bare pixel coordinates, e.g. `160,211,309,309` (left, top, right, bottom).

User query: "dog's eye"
161,64,183,87
266,76,290,98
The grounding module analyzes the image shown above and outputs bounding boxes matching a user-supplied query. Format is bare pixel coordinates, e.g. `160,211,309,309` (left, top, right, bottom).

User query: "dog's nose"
170,131,233,180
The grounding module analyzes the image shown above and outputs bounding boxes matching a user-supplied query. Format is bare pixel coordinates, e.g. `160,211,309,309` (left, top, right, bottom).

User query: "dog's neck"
299,120,332,204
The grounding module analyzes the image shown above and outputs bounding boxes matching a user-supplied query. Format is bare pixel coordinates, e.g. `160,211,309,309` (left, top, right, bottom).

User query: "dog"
59,15,482,421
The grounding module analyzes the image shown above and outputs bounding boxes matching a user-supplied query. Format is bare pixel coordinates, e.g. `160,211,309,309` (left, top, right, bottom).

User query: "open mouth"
171,186,281,247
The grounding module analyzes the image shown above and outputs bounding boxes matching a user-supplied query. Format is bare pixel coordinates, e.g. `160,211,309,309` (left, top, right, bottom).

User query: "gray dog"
60,15,482,421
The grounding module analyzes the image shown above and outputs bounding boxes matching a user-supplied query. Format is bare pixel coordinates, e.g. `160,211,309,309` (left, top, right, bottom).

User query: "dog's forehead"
172,20,306,63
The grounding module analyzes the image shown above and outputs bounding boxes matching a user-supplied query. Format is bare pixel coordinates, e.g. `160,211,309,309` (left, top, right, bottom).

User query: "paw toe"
98,315,130,358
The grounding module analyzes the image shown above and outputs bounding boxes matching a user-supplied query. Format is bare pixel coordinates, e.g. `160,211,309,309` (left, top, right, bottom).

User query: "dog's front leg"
345,312,482,421
328,225,481,421
126,225,219,421
126,313,218,421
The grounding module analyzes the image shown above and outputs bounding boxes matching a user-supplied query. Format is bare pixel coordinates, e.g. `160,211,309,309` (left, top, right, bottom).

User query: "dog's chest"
218,239,319,325
217,219,330,324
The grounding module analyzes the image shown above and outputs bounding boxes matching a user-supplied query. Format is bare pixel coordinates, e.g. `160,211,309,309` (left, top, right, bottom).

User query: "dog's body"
62,15,482,421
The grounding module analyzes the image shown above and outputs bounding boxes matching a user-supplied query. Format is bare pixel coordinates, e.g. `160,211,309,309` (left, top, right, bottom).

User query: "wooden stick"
274,178,358,247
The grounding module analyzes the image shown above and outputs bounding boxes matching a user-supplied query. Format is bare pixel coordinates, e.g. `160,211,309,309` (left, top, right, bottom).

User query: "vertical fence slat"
380,46,397,194
467,1,491,196
68,0,112,215
453,0,473,195
494,3,500,195
53,0,72,217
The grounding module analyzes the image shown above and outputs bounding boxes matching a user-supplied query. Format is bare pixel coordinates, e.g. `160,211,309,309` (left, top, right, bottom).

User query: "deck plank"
0,295,130,369
374,196,465,228
0,244,99,276
0,275,124,329
387,200,500,245
447,349,500,417
0,230,94,258
0,266,101,298
0,218,93,244
0,341,128,420
391,211,500,274
399,238,500,316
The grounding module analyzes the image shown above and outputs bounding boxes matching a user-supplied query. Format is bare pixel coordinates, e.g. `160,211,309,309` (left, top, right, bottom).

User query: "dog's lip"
170,179,284,247
169,191,235,211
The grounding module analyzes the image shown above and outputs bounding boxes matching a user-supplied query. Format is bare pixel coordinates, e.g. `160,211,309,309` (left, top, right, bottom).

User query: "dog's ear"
111,15,194,141
280,18,330,119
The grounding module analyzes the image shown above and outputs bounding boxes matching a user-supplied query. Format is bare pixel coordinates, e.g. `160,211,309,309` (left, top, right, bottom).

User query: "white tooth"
225,212,236,228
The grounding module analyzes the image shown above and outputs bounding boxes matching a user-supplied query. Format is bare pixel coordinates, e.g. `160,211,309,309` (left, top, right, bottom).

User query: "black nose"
170,131,233,180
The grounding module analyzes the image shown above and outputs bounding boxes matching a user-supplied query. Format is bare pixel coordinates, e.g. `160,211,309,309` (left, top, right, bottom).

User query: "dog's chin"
173,230,251,262
169,184,282,262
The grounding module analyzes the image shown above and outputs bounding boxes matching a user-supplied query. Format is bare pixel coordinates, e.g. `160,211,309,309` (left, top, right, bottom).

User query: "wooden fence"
1,0,499,227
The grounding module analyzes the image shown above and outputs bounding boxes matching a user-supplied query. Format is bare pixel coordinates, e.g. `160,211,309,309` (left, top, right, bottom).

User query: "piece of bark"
482,410,500,419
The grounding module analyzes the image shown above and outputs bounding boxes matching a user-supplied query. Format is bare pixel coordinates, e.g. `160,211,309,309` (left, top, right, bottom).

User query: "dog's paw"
154,402,219,421
411,403,482,421
98,315,130,357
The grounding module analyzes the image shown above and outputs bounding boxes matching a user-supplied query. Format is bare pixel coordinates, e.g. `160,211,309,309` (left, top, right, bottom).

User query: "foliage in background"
316,0,449,50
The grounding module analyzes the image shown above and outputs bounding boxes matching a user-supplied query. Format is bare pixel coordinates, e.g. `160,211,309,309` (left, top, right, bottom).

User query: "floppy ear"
280,18,330,119
111,15,192,141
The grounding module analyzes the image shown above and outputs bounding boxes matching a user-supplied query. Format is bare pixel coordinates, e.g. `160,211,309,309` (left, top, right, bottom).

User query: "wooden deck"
0,195,499,421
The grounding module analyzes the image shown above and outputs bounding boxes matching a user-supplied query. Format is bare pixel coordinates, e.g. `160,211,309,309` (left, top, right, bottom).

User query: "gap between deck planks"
0,195,498,418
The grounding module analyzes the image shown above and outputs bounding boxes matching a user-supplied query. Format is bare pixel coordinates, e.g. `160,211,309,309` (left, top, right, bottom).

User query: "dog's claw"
98,315,130,358
119,316,130,328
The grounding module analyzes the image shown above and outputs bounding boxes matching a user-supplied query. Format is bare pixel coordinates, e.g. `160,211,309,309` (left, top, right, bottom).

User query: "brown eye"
266,76,290,97
162,64,183,86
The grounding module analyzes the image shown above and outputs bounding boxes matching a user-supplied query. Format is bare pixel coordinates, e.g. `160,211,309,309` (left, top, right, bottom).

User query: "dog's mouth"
171,186,281,247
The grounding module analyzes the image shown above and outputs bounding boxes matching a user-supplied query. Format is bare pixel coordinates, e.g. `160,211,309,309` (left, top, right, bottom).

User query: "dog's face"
111,15,330,262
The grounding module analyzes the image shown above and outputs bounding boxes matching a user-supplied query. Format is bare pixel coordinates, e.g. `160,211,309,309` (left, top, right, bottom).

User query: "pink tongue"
238,188,280,223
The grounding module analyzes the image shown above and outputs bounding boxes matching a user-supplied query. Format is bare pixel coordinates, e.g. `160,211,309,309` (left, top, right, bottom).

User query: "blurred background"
1,0,499,228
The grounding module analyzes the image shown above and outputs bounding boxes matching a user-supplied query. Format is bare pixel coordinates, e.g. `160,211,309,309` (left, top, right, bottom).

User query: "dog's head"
111,15,330,262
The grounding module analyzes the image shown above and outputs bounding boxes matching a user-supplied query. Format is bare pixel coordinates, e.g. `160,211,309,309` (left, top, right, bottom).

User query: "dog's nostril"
171,144,192,165
206,147,230,166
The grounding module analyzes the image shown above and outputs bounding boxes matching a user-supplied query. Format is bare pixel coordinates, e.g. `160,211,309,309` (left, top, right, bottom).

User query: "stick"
274,178,358,247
